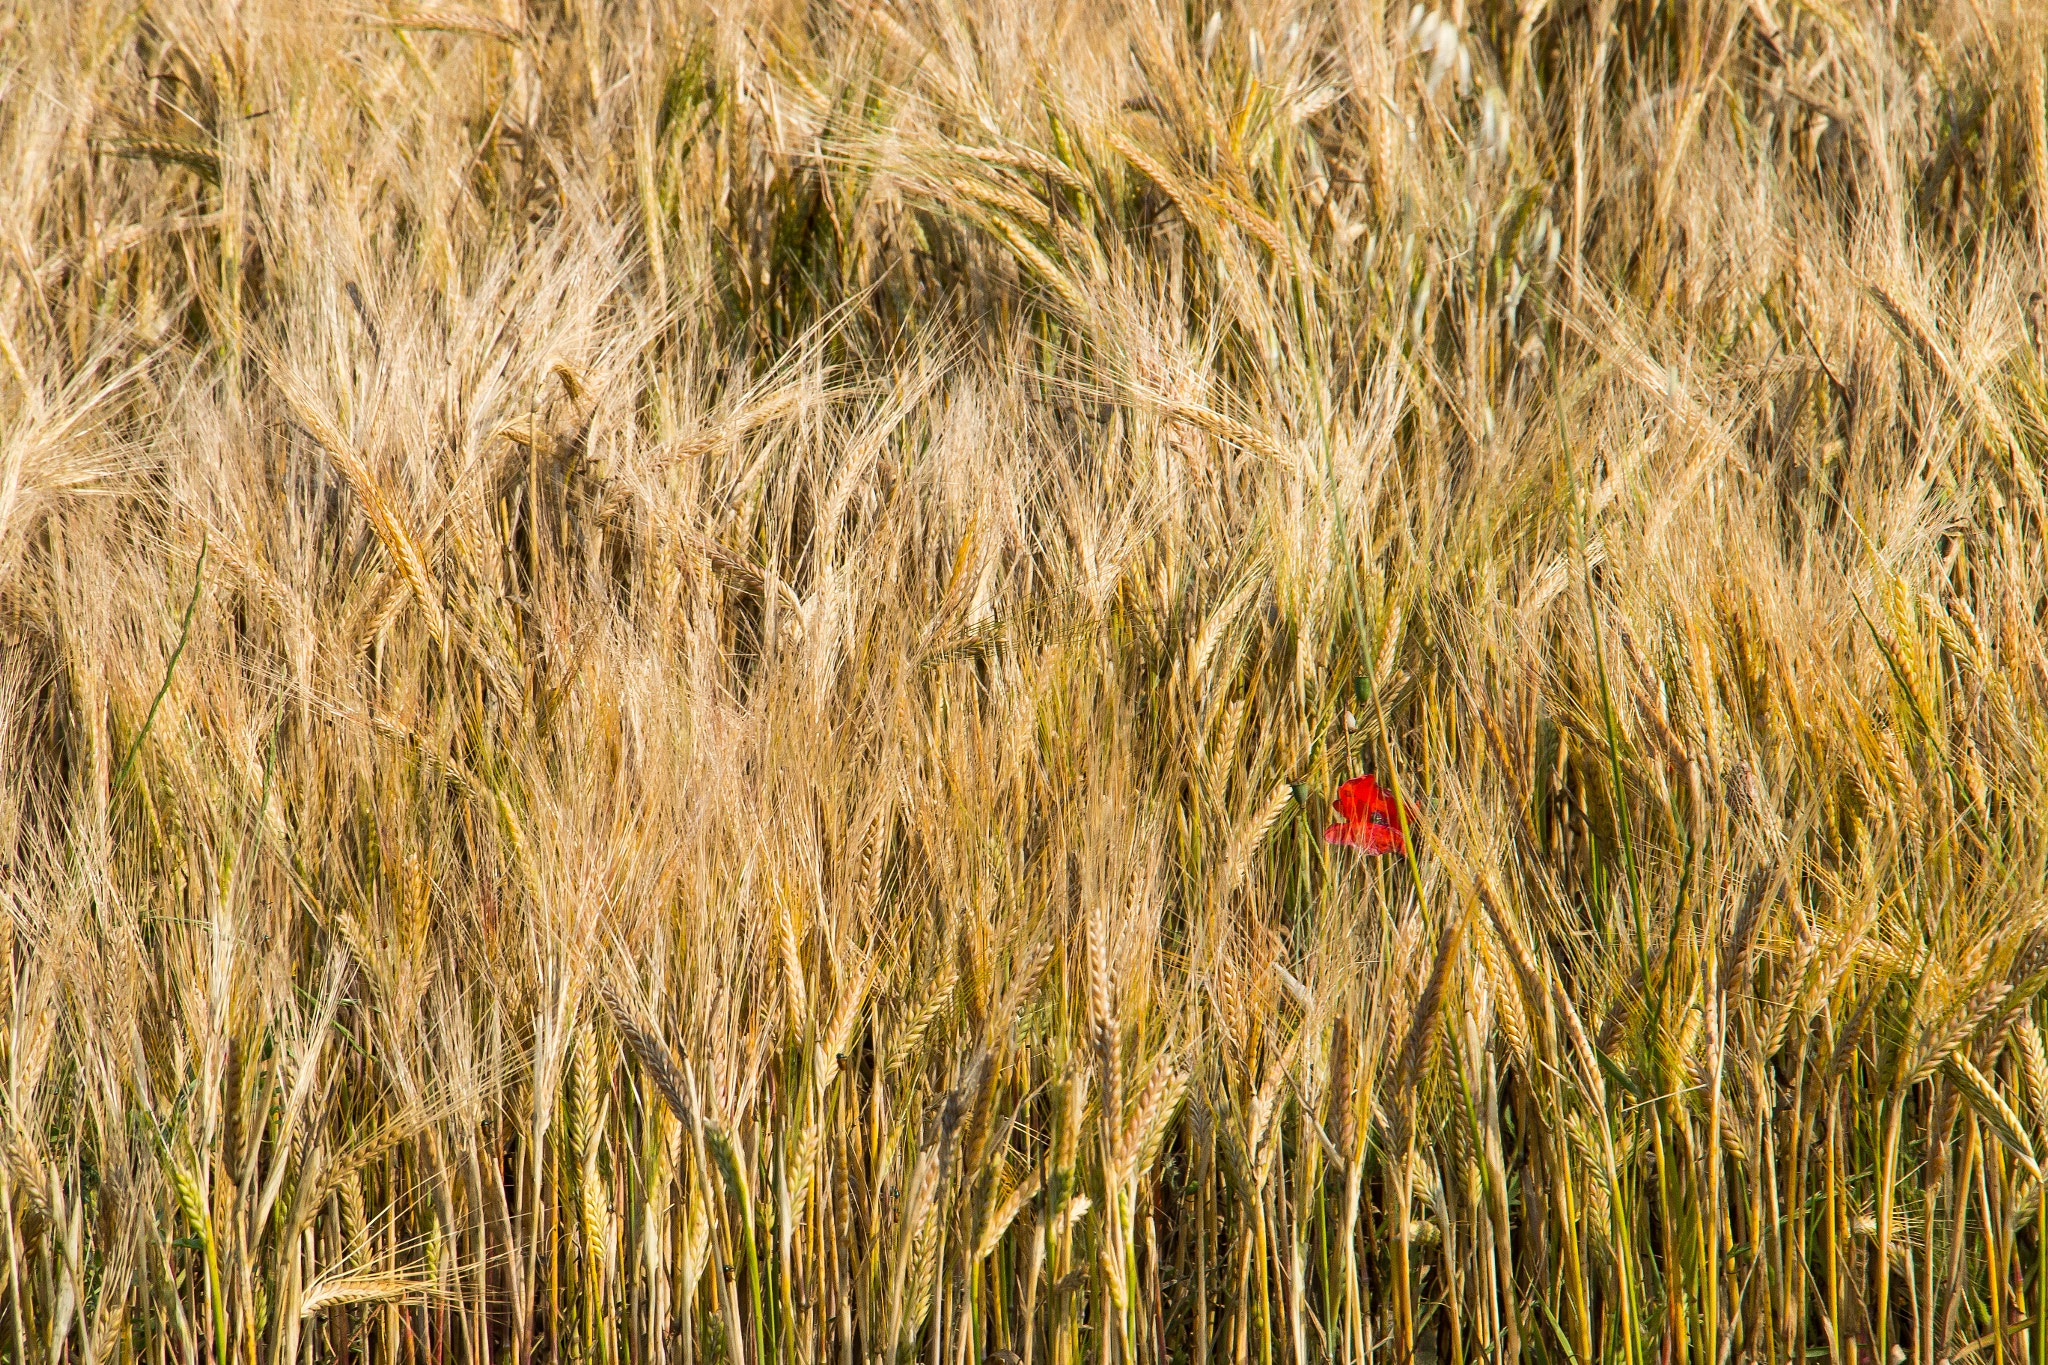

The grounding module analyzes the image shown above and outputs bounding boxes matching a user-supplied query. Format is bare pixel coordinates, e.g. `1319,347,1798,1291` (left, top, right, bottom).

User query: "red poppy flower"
1323,775,1415,856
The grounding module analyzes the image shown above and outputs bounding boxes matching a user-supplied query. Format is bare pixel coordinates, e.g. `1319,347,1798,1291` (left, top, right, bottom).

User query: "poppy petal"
1331,776,1375,822
1323,819,1405,856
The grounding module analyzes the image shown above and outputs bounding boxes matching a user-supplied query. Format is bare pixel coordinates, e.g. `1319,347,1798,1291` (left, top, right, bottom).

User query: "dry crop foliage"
2,0,2047,1363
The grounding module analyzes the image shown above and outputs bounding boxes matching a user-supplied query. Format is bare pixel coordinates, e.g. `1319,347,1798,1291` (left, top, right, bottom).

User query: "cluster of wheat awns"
3,1,2047,1363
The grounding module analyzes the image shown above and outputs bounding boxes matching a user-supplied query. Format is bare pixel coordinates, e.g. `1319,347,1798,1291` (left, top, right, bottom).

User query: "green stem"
111,535,209,797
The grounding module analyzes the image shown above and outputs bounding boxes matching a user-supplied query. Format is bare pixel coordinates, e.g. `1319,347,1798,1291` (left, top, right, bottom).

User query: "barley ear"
596,982,695,1129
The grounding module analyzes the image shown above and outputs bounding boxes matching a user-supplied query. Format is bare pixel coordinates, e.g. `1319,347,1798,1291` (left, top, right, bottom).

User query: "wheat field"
3,1,2048,1363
